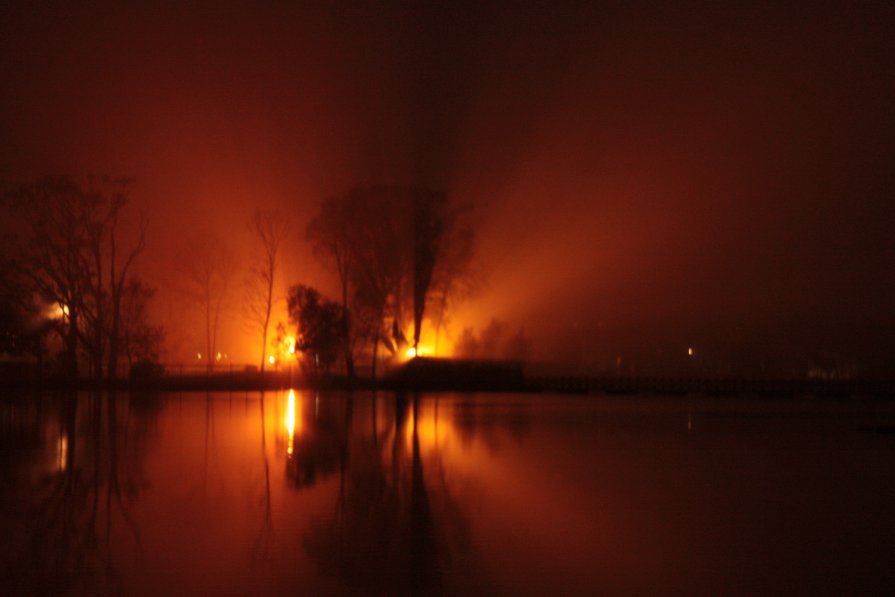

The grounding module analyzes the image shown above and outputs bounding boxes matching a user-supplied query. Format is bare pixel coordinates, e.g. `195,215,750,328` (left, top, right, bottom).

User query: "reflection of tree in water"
0,390,159,594
284,395,344,490
300,393,491,596
452,398,532,452
253,391,273,560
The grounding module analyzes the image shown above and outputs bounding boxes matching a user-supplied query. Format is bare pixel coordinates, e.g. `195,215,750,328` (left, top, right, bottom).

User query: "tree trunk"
371,328,380,380
107,294,121,382
260,323,269,374
66,310,79,379
260,275,273,374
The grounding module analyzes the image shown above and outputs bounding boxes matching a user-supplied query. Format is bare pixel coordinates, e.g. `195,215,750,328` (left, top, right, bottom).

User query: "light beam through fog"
1,3,894,375
4,5,895,596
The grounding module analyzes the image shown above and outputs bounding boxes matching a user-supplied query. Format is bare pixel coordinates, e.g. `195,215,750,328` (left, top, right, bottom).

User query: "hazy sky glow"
2,3,894,371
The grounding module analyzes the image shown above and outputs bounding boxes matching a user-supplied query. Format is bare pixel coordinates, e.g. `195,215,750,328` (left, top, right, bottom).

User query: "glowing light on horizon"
404,344,434,360
269,355,276,365
688,347,694,356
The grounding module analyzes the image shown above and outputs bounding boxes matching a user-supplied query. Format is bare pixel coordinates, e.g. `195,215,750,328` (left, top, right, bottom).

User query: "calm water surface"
2,390,894,595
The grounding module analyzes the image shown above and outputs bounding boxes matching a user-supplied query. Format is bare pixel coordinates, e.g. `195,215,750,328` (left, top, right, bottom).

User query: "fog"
2,3,894,372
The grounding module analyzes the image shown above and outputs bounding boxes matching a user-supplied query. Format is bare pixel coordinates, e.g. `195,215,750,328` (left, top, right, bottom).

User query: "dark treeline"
1,179,481,384
295,185,477,380
1,176,162,382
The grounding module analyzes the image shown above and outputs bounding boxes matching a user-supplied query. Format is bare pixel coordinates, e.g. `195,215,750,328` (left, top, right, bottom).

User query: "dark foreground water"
2,390,894,595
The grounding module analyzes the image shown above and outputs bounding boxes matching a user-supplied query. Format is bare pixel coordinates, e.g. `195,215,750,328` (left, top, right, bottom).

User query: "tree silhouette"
3,176,146,380
286,285,345,374
245,209,288,373
119,280,164,372
307,194,361,378
0,255,48,364
410,190,448,353
182,235,232,372
427,204,479,352
306,186,477,374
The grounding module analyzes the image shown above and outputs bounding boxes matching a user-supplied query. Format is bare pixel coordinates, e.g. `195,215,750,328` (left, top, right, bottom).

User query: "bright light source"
687,347,694,356
56,435,68,472
286,389,296,456
269,355,276,365
215,352,223,361
406,347,417,358
48,303,69,320
197,352,202,360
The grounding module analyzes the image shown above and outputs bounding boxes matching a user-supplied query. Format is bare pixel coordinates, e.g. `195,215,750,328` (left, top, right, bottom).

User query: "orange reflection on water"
400,398,453,455
56,434,68,472
285,389,300,456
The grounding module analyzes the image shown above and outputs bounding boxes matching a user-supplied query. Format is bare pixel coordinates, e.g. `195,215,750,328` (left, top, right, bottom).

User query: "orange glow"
402,343,436,362
56,435,68,472
285,389,298,456
46,303,69,320
268,355,276,365
285,391,294,455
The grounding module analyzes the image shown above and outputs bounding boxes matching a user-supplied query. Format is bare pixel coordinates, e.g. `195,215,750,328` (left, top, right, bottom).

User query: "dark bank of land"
3,357,895,399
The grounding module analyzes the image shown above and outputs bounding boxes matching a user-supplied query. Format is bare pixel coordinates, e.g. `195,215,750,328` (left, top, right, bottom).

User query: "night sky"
2,3,894,371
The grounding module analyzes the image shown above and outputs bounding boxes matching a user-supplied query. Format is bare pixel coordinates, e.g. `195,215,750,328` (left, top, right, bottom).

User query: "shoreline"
3,373,895,399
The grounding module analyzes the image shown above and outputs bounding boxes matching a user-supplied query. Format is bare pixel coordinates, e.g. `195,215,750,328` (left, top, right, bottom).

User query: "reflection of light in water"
403,400,450,450
56,435,68,471
286,389,296,456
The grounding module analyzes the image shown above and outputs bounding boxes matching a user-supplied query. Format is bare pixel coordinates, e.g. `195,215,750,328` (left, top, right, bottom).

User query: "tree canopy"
286,285,345,374
2,175,154,380
306,185,476,377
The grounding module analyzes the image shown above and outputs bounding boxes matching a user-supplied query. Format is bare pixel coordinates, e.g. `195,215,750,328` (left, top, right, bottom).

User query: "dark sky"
2,3,894,368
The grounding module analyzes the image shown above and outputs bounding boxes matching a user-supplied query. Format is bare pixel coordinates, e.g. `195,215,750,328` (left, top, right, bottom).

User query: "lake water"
2,390,894,595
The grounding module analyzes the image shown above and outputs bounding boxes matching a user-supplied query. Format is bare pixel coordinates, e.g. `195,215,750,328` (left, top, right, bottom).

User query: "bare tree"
4,175,147,380
410,190,448,353
6,177,92,377
349,190,405,377
305,186,477,376
427,204,479,352
101,178,146,380
120,279,164,371
307,194,359,378
245,209,288,373
184,237,232,372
